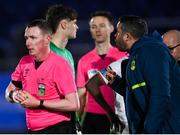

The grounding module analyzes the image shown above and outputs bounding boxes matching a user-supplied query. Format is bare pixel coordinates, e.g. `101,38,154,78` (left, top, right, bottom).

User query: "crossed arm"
5,81,80,112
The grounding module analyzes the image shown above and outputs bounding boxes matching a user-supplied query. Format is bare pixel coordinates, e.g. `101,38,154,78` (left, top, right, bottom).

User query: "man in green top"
46,4,78,76
45,4,79,133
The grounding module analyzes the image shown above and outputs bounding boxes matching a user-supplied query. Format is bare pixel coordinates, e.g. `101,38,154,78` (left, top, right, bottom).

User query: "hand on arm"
41,92,80,112
6,82,80,111
20,91,40,108
21,91,80,111
14,91,80,111
106,66,117,84
5,82,26,103
106,66,126,96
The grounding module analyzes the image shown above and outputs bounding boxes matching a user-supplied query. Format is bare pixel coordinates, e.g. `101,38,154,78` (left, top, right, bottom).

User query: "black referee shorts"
82,112,110,134
28,120,73,134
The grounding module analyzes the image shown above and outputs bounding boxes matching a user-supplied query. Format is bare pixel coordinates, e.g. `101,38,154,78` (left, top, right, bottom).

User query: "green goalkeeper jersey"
50,41,75,77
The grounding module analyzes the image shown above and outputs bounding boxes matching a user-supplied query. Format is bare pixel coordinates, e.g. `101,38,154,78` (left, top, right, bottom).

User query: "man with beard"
113,15,180,133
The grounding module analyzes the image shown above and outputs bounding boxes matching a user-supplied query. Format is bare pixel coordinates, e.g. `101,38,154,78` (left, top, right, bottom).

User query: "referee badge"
38,83,46,96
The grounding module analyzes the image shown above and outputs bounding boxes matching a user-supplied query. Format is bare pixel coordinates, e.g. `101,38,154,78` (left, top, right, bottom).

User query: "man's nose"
26,39,31,47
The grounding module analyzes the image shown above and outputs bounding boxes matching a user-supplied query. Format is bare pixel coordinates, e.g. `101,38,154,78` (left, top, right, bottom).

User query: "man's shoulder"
14,55,34,70
20,55,33,63
64,48,73,57
51,51,66,60
49,52,72,69
109,46,128,58
140,41,167,54
110,46,119,51
79,49,96,61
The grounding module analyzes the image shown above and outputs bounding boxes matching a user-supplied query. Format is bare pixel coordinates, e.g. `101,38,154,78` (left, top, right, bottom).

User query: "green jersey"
50,41,75,76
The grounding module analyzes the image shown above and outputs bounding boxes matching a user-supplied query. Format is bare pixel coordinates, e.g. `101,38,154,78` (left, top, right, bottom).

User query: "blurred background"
0,0,179,133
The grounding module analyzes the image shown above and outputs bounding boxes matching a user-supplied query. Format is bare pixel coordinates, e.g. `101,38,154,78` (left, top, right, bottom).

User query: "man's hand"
12,90,28,103
108,112,125,133
106,66,117,85
19,91,40,108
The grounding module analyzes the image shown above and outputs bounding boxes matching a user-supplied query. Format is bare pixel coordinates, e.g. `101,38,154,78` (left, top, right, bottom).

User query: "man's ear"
123,32,131,41
60,20,67,30
47,35,51,41
45,34,51,45
110,25,114,33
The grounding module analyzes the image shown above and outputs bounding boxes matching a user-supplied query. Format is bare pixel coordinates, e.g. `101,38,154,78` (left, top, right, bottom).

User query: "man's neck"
95,42,111,55
51,34,68,49
34,48,50,62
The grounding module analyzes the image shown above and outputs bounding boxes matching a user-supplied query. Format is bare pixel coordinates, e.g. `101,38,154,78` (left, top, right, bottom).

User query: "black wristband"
39,100,44,109
9,91,15,103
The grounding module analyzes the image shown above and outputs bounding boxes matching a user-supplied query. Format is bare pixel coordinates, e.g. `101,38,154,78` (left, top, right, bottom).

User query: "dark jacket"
117,32,180,133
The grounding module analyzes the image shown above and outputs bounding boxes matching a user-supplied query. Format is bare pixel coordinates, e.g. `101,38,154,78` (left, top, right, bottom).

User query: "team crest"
130,60,136,71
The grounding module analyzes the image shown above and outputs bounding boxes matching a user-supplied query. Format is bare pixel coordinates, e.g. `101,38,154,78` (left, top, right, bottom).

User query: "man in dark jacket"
114,15,180,133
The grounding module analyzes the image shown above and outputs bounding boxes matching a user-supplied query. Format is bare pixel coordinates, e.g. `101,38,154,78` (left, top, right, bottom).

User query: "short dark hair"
46,4,78,34
119,15,148,39
90,11,114,25
27,19,50,34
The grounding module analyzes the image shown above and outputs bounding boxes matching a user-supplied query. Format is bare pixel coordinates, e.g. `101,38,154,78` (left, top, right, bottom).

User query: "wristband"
39,100,44,109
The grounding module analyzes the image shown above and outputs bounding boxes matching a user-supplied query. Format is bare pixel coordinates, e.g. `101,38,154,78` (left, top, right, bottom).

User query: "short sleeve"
11,58,23,81
54,58,77,96
76,58,87,88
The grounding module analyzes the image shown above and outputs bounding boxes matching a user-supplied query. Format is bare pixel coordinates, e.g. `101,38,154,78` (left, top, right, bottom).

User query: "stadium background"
0,0,179,133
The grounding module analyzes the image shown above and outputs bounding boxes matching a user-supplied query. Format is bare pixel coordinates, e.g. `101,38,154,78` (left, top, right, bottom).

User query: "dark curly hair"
119,15,148,39
46,4,78,34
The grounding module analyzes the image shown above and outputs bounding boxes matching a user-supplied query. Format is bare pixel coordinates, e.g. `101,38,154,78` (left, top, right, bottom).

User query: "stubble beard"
116,40,127,52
